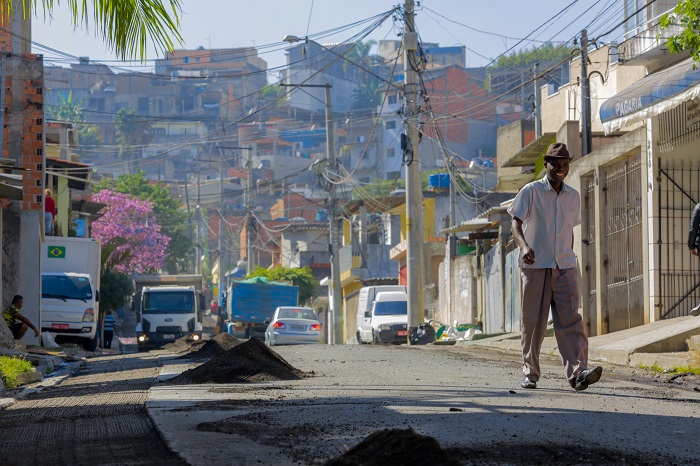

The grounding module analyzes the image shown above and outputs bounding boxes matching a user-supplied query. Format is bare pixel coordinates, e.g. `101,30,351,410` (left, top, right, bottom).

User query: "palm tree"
2,0,183,61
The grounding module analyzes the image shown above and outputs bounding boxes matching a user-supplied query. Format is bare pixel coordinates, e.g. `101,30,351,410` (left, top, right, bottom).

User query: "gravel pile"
176,333,242,360
324,428,460,466
164,338,304,384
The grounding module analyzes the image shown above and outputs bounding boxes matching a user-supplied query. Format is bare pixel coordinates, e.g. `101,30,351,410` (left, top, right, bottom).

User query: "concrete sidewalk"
457,315,700,370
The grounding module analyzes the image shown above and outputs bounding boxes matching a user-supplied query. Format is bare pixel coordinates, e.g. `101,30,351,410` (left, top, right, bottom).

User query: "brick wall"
0,13,44,212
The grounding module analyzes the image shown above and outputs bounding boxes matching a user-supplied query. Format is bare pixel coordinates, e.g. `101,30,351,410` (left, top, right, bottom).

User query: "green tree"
246,266,318,305
94,170,192,273
48,90,103,158
256,84,286,107
115,108,152,161
346,40,383,110
100,267,134,313
493,42,571,68
4,0,184,61
660,0,700,66
352,80,380,109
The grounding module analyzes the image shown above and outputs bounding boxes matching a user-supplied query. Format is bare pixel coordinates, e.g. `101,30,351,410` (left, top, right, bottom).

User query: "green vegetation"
256,84,286,108
492,42,572,68
100,268,135,313
0,356,34,389
246,266,318,305
2,0,184,61
114,108,153,161
353,170,475,200
640,363,700,374
660,0,700,67
47,91,103,157
94,170,193,273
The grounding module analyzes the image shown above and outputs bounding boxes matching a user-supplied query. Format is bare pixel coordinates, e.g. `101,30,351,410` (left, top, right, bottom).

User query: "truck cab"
41,272,100,351
135,285,203,349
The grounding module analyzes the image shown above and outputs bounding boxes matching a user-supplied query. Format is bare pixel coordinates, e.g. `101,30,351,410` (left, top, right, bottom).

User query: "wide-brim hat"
544,142,570,160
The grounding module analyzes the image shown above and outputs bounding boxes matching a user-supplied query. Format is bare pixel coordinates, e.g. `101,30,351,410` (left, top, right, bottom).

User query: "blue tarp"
600,58,700,134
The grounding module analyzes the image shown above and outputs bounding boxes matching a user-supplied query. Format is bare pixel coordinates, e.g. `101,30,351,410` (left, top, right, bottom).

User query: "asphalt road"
2,342,700,465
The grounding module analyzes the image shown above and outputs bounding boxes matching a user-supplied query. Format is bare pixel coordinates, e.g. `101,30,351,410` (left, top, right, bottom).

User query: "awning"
600,58,700,134
438,218,496,235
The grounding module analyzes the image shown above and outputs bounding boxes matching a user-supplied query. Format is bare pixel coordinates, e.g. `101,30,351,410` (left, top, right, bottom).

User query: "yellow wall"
393,197,434,242
342,280,364,343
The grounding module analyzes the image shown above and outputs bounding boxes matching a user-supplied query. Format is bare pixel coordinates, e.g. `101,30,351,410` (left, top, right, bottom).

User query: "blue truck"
224,278,299,339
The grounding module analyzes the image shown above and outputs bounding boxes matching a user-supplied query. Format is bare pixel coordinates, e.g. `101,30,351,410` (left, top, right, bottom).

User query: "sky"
30,0,626,79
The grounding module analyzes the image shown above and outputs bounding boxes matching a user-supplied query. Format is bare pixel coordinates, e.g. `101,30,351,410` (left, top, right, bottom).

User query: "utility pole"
218,163,225,307
404,0,425,341
280,82,342,344
195,171,201,275
581,29,592,156
245,150,255,274
534,62,542,139
324,83,343,346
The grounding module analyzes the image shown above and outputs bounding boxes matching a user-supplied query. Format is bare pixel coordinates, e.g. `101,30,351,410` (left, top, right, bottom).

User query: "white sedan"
264,306,322,346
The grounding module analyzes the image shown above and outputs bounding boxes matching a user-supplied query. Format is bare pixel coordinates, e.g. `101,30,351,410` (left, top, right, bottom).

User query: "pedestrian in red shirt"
44,189,56,235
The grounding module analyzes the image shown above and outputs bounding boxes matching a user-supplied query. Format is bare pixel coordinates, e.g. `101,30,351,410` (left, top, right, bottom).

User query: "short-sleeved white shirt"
507,176,581,269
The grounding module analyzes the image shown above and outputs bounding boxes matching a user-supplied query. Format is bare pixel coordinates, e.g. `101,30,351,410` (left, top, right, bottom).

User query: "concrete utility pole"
218,164,225,307
246,153,255,274
324,83,344,346
581,29,592,156
534,62,542,139
404,0,425,340
195,171,201,275
280,81,342,344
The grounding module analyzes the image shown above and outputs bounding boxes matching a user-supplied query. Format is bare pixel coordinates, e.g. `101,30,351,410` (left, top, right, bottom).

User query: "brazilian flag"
48,246,66,259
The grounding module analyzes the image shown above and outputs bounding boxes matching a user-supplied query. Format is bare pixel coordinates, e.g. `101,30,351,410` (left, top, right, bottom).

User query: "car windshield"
42,275,93,300
373,301,407,316
277,308,318,320
143,291,195,314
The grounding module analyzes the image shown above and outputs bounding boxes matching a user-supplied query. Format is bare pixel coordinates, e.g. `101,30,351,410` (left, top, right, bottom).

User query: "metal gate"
583,176,598,334
604,156,644,332
504,241,520,333
658,161,700,318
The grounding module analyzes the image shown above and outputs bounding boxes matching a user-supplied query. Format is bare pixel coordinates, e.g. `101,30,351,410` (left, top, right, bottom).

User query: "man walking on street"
508,143,602,391
103,311,116,349
689,201,700,316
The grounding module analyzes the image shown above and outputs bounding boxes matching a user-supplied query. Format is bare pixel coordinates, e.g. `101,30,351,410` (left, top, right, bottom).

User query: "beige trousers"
520,267,588,383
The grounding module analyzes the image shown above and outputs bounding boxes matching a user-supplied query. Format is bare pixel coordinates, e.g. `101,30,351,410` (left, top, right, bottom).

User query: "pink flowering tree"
92,190,170,274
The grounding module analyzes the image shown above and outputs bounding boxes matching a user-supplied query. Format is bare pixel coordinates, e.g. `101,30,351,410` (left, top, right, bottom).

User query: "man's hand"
34,329,40,338
692,248,698,257
522,246,536,265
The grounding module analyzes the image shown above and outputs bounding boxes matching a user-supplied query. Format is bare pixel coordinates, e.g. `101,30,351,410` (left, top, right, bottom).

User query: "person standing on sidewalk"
689,201,700,316
44,189,56,235
103,311,116,349
507,142,603,391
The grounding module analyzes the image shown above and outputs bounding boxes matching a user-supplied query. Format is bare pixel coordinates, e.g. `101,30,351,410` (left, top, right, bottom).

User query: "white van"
357,290,408,344
356,285,406,343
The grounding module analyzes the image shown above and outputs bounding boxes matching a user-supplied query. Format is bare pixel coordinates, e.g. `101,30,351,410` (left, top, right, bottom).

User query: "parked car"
264,306,322,346
355,285,406,344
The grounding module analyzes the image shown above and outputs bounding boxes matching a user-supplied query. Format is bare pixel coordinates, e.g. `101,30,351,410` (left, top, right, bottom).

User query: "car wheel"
85,336,98,352
372,331,380,345
357,331,363,345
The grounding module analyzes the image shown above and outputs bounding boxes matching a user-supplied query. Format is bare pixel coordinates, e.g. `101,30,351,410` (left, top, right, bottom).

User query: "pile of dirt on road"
163,338,304,384
325,428,460,466
160,335,202,353
176,333,242,360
